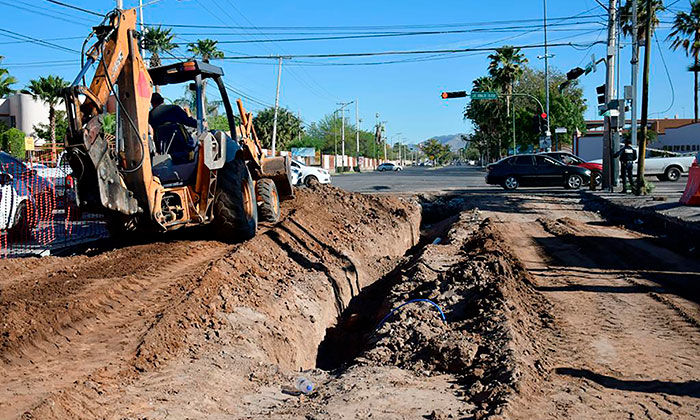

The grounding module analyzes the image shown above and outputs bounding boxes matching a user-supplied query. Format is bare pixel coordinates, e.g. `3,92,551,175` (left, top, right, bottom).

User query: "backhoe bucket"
261,155,294,199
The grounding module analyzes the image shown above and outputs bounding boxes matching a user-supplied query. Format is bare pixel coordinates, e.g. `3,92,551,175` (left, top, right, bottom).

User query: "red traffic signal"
540,112,547,119
441,91,467,99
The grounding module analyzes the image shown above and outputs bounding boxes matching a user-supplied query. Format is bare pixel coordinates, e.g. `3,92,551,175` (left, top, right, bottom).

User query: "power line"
0,28,80,54
143,13,605,31
212,22,604,44
0,0,93,26
189,40,606,61
44,0,102,16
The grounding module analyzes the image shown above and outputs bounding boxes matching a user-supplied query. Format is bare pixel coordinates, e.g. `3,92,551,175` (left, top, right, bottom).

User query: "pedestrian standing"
613,139,637,193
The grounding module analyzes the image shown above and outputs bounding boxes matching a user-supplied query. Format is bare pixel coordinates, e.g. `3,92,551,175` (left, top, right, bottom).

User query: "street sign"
554,127,567,134
24,136,34,151
470,91,498,100
539,136,552,150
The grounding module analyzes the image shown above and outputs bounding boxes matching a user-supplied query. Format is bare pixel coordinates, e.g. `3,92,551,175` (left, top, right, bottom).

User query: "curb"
580,190,700,254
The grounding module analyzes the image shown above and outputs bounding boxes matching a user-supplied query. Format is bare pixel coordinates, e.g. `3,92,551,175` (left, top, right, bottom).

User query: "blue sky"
0,0,695,144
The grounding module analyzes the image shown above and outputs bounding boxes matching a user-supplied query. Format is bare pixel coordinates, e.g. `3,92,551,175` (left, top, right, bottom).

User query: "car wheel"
395,167,402,172
665,166,682,182
592,171,602,187
502,176,519,190
304,175,319,187
566,174,583,190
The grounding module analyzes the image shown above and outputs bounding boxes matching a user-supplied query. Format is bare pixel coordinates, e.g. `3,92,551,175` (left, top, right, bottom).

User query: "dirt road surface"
1,187,698,419
471,192,700,419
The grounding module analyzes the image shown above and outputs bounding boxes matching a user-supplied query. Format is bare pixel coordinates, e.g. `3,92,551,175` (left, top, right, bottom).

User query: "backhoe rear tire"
256,178,281,223
214,158,258,242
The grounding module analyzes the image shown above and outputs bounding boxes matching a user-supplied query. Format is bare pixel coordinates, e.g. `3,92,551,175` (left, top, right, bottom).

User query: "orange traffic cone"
680,160,700,206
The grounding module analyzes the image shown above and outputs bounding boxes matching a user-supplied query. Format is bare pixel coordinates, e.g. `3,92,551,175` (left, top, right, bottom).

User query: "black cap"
624,138,632,145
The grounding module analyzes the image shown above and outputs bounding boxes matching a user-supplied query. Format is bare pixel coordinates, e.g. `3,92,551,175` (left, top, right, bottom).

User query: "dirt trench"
0,186,420,419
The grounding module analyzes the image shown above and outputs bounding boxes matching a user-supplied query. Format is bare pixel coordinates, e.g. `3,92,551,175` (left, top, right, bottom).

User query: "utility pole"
138,0,144,56
297,110,301,143
116,0,122,9
602,0,618,191
271,56,283,156
636,0,653,195
355,99,360,170
337,101,353,168
543,0,551,133
630,0,639,146
333,110,338,158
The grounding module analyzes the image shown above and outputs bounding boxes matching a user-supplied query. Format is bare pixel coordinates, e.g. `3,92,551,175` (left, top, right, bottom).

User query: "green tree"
465,76,506,160
253,107,303,150
668,1,700,122
0,128,26,159
512,67,586,148
488,45,527,116
26,75,69,157
142,26,177,68
0,56,17,98
188,39,224,63
420,138,452,164
34,109,69,142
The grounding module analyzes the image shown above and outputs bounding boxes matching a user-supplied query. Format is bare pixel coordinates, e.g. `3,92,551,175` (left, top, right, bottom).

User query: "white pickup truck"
592,148,697,182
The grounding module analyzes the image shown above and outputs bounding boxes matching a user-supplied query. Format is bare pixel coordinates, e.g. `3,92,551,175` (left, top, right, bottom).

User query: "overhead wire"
0,28,80,54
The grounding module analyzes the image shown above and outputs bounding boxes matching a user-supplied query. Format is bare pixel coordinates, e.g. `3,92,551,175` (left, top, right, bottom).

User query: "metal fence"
0,148,107,258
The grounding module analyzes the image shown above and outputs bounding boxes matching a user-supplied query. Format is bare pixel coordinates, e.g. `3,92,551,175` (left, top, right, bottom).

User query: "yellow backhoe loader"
63,8,292,241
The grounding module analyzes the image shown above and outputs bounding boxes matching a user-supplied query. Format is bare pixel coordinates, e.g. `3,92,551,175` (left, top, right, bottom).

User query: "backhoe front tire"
214,158,258,242
256,178,281,223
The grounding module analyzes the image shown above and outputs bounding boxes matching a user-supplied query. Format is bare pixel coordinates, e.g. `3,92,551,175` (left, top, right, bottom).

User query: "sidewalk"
581,184,699,252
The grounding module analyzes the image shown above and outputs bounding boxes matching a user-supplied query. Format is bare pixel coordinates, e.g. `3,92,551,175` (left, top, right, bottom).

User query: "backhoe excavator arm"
64,8,160,219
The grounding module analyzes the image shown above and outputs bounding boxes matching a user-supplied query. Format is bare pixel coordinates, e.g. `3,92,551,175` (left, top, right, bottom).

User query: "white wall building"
574,119,700,161
0,93,51,137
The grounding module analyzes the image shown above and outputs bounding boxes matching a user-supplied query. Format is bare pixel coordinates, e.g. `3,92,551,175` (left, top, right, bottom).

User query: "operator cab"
147,60,237,187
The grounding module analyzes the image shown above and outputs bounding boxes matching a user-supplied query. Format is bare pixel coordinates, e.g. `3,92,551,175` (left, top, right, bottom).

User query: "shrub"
0,128,26,159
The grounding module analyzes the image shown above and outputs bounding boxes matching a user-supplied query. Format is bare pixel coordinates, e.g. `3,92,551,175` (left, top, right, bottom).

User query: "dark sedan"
485,154,591,190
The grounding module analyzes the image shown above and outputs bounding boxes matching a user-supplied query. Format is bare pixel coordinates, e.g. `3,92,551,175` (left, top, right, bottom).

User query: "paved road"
332,165,689,195
332,166,495,194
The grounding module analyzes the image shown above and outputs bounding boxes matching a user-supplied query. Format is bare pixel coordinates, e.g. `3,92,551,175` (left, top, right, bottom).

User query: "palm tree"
188,39,224,63
187,39,224,115
142,26,177,68
487,45,528,117
0,57,17,97
26,75,69,159
668,1,700,122
620,0,665,42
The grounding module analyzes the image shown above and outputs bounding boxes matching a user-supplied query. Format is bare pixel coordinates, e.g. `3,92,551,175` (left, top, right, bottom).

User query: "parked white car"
290,160,331,187
592,148,696,182
377,162,403,172
0,172,34,237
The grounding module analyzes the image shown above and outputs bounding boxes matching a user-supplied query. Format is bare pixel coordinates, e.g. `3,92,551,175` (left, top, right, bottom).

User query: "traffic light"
532,113,547,134
566,67,586,81
441,91,468,99
540,113,549,135
596,84,606,106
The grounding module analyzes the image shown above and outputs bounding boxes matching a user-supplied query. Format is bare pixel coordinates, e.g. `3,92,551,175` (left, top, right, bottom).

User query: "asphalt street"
332,165,690,195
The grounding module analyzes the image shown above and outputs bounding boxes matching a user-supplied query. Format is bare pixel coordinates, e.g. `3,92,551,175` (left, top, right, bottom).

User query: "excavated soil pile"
0,185,420,419
254,211,553,419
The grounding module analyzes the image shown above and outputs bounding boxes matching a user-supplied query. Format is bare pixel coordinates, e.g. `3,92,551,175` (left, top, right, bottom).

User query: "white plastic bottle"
295,376,314,394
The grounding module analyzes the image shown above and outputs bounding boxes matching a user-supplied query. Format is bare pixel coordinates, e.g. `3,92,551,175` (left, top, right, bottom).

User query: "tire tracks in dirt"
474,192,700,419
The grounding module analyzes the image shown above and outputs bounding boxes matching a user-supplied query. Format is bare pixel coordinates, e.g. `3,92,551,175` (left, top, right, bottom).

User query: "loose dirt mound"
255,210,553,419
0,185,420,419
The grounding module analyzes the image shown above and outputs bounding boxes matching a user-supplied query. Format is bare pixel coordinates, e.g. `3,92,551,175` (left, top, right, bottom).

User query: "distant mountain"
421,133,468,151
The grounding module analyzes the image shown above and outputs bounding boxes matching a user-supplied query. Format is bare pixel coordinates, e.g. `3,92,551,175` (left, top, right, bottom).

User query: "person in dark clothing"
613,138,638,193
148,92,198,164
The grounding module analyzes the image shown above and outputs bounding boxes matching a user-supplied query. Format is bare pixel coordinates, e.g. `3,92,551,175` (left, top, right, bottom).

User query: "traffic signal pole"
602,0,618,191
